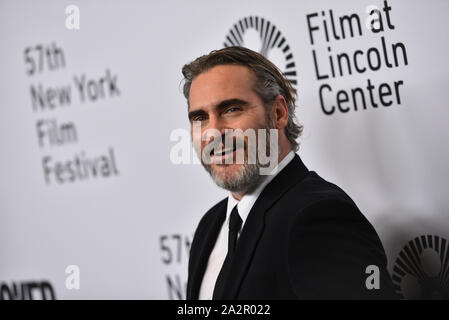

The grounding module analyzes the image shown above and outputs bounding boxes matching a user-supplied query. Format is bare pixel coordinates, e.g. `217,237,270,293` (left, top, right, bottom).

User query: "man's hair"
181,46,303,151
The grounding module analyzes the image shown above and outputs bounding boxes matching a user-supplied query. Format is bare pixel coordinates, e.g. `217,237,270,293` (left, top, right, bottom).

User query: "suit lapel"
188,200,227,299
218,154,309,299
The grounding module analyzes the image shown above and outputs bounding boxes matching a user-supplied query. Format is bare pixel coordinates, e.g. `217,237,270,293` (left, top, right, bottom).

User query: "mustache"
197,133,247,166
203,134,246,156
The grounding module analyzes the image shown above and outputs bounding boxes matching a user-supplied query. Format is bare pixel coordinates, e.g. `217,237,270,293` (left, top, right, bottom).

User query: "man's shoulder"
285,170,359,211
271,169,382,237
280,170,381,240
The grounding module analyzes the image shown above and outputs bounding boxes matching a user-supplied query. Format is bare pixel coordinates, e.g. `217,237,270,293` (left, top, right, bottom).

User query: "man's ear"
273,95,289,130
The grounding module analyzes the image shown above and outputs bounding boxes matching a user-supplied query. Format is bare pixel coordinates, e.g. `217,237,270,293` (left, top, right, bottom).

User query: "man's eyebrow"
215,98,250,111
188,109,207,121
188,98,250,121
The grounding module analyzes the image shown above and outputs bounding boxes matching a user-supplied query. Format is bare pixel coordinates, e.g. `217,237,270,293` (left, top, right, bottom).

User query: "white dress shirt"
198,151,295,300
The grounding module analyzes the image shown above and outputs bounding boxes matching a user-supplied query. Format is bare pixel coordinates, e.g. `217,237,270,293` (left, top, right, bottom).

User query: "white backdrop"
0,0,448,299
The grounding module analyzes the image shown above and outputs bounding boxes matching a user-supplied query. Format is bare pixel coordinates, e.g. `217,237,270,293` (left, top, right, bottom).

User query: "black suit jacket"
187,155,397,299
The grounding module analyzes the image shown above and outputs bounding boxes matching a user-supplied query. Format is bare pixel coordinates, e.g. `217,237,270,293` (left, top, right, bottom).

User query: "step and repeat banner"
0,0,448,299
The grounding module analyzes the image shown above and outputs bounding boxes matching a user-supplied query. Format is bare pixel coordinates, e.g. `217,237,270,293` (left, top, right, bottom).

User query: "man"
182,46,397,299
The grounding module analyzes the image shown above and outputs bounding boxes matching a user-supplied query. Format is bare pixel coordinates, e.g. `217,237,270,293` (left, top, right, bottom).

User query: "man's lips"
208,144,245,164
211,145,236,156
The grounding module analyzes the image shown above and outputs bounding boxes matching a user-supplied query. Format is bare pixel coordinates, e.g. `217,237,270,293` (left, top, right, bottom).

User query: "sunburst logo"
392,234,449,299
223,16,297,89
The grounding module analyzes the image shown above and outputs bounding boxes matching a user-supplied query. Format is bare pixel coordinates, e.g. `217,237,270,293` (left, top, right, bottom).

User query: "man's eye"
226,107,239,113
193,116,205,122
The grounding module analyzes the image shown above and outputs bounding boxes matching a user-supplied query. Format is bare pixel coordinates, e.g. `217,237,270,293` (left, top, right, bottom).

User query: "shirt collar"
226,150,295,228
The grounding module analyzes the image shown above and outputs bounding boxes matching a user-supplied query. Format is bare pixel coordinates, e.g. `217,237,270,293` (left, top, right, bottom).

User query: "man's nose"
203,116,227,141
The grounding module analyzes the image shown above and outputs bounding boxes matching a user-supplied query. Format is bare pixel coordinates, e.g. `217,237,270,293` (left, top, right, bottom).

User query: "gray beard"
200,115,275,195
205,160,264,194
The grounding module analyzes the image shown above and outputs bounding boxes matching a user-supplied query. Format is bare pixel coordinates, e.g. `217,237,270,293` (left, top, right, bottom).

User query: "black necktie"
213,205,242,299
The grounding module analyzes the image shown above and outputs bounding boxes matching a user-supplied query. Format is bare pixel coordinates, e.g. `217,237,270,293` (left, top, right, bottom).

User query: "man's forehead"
188,65,255,111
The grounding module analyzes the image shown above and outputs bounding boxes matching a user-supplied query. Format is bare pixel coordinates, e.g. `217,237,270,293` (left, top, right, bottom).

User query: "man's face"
188,65,272,194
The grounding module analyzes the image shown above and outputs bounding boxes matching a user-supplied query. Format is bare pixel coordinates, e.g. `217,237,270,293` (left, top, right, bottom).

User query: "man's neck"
231,192,244,201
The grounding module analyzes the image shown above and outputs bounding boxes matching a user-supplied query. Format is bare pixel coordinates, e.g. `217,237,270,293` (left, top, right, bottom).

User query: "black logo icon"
224,16,297,88
392,234,449,299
